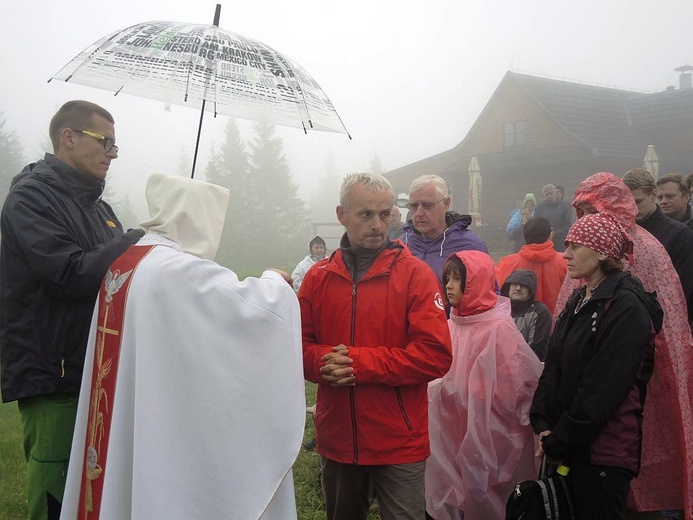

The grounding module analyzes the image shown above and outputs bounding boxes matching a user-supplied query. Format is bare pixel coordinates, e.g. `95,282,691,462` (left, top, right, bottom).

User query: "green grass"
0,382,380,519
0,400,28,520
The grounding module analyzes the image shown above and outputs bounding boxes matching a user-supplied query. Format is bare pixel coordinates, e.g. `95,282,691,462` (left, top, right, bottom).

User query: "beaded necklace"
574,283,600,314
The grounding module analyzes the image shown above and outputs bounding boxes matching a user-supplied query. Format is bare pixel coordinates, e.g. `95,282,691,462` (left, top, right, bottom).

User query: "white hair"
340,173,393,209
409,175,449,198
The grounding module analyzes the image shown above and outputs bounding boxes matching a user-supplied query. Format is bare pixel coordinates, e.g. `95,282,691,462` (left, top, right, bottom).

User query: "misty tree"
204,119,256,270
35,135,53,160
176,149,193,178
0,115,25,204
102,181,140,230
310,151,341,224
368,152,385,174
245,121,310,270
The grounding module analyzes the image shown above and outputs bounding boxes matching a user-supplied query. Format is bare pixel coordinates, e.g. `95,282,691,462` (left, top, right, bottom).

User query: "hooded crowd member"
496,217,567,313
291,235,327,292
61,174,305,520
426,250,542,520
532,212,663,520
300,173,452,520
501,269,552,361
506,192,537,252
402,175,488,284
555,172,693,519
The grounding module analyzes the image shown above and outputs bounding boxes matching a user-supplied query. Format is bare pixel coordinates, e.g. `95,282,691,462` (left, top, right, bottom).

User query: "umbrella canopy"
51,21,348,134
643,144,659,180
49,8,349,176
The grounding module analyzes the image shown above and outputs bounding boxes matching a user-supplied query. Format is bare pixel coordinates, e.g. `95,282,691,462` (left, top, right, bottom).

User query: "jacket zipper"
350,283,359,463
61,357,66,378
346,270,391,464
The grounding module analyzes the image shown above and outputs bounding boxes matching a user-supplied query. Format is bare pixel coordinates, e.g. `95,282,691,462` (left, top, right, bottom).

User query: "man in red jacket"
299,172,453,520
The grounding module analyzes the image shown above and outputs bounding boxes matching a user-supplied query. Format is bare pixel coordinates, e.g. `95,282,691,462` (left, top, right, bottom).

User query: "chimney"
675,65,693,90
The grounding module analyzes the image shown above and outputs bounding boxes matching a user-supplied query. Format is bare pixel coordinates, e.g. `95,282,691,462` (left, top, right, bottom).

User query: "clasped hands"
320,344,356,387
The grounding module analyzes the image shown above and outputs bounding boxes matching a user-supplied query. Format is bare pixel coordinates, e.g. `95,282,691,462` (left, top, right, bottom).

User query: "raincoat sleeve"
529,303,552,361
506,208,522,239
291,258,309,293
543,290,653,460
347,264,453,386
3,183,143,299
299,267,337,383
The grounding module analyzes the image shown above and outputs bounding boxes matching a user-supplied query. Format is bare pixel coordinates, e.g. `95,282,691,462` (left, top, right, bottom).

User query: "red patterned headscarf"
572,172,637,230
565,212,634,261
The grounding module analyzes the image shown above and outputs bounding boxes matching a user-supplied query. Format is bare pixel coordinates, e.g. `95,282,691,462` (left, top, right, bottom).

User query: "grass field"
0,382,380,519
0,399,27,519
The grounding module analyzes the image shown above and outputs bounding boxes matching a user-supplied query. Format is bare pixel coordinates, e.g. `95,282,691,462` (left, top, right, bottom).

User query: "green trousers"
18,392,79,520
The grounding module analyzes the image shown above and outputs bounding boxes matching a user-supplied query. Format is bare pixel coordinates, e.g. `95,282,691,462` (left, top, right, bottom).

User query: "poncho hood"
572,172,637,230
450,250,497,317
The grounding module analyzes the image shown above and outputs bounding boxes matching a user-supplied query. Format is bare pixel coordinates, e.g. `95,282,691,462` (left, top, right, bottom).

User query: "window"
504,120,526,147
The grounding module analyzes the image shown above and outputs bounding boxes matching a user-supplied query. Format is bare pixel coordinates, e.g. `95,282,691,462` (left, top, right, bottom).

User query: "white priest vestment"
61,235,305,520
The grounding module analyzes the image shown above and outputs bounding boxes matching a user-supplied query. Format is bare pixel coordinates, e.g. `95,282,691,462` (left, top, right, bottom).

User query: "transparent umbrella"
49,5,350,177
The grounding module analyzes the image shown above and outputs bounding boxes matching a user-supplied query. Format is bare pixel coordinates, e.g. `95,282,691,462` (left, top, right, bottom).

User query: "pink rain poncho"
556,172,693,517
426,250,543,520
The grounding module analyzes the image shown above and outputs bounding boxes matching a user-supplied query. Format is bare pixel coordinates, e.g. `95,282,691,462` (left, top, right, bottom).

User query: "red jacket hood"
518,240,561,263
450,250,497,317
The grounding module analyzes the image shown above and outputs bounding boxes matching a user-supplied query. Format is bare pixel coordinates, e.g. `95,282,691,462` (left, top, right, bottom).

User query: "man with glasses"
0,100,144,520
402,175,488,284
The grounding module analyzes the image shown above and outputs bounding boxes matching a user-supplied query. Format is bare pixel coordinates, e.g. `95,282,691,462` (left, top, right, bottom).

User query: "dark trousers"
320,456,426,520
570,464,634,520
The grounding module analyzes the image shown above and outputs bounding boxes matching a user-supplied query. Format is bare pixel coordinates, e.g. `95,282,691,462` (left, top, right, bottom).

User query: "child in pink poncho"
425,250,543,520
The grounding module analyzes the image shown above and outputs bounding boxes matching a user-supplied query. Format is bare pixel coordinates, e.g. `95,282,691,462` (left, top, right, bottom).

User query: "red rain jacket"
300,241,453,465
496,240,567,314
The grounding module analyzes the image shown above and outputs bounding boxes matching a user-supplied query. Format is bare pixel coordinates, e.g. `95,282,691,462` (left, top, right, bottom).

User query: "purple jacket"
402,212,489,284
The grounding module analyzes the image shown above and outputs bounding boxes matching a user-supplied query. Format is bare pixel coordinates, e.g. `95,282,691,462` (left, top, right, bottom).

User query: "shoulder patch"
434,292,445,311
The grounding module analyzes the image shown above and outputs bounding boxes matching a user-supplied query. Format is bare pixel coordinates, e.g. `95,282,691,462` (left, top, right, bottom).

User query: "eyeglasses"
74,130,119,153
407,197,447,212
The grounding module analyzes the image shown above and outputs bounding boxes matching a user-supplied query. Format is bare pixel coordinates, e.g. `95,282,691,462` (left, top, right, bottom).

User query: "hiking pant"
570,463,634,520
18,392,79,520
320,456,425,520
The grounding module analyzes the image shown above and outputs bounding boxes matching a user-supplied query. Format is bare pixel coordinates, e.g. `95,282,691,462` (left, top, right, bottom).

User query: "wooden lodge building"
385,69,693,252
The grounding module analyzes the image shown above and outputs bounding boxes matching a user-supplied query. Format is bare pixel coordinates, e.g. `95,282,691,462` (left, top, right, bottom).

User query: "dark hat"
523,217,552,245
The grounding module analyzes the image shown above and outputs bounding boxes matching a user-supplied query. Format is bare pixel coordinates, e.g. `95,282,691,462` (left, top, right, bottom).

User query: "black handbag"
505,455,575,520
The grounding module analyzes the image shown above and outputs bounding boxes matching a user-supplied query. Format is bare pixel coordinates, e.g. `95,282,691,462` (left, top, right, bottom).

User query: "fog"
1,0,691,219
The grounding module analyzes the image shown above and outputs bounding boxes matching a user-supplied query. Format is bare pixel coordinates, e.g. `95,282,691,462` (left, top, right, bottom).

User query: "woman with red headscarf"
533,213,663,520
554,172,693,519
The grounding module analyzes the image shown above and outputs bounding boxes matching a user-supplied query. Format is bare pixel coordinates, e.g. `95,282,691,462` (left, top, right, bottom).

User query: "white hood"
140,173,230,260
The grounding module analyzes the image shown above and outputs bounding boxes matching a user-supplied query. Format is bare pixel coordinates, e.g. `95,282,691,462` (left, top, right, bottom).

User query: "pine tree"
101,182,140,230
246,121,310,270
368,152,385,174
0,115,26,204
204,119,253,269
310,152,341,224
